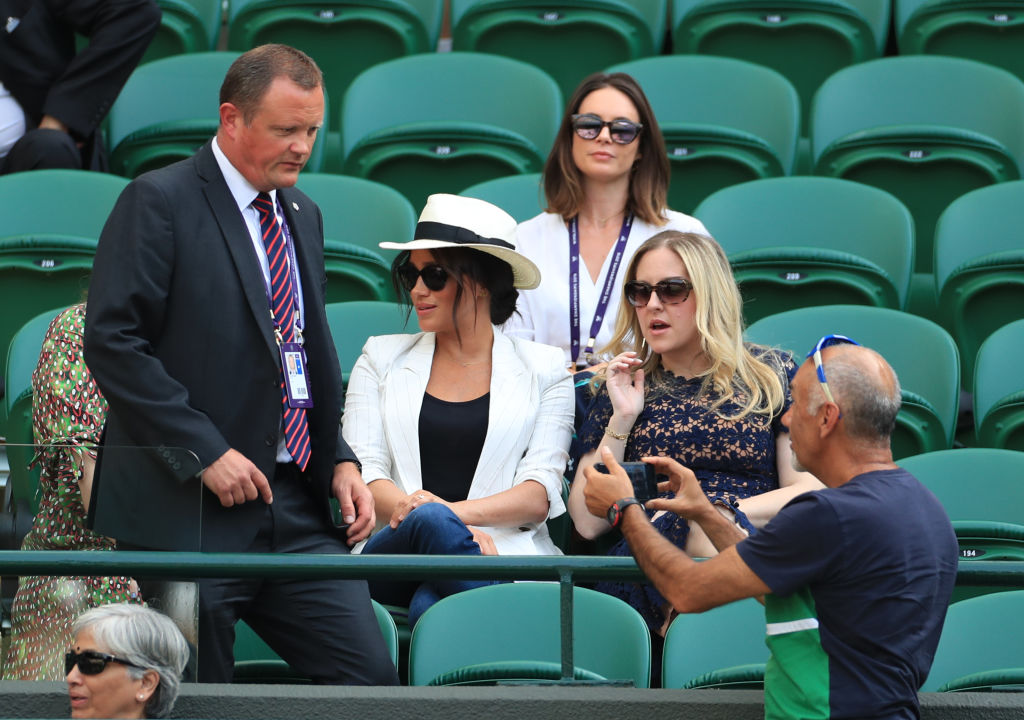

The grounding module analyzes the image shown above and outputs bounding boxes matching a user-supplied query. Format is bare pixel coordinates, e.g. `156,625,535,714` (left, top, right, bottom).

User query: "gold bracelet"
604,426,629,441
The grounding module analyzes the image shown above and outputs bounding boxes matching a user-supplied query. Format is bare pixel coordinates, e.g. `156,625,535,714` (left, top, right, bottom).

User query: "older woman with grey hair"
66,604,188,719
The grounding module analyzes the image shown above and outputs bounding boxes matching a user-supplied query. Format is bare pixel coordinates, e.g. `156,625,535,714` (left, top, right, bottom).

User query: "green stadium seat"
934,182,1024,385
340,52,562,211
662,598,768,689
408,583,651,686
896,0,1024,82
0,170,128,427
324,301,412,386
451,0,666,98
695,177,914,323
232,600,399,682
141,0,223,63
974,320,1024,451
227,0,443,134
921,590,1024,692
745,305,960,459
460,173,544,223
898,448,1024,561
295,173,415,268
811,55,1024,282
107,52,328,178
323,241,396,304
672,0,890,130
606,55,800,213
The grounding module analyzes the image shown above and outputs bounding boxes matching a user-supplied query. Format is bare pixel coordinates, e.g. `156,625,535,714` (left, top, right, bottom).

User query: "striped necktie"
253,192,311,471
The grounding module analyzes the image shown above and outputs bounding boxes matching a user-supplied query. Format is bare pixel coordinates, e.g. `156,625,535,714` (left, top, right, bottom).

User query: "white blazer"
342,327,574,556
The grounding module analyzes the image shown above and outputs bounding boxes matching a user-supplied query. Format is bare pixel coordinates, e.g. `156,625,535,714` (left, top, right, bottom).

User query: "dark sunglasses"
65,649,146,676
397,262,449,292
571,113,643,145
624,277,693,308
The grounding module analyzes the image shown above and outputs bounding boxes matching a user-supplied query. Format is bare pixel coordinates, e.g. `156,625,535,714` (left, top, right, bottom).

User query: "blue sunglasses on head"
806,334,861,409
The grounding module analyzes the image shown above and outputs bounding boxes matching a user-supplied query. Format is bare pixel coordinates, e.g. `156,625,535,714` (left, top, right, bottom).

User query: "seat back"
408,583,651,687
324,301,412,386
898,448,1024,561
811,55,1024,276
974,319,1024,451
607,55,799,213
4,308,67,518
227,0,443,133
745,305,960,458
460,173,545,223
341,52,562,210
452,0,665,97
696,177,914,321
296,173,415,267
108,52,327,177
934,181,1024,384
232,600,399,682
896,0,1024,82
662,598,768,689
0,170,122,425
672,0,890,129
142,0,222,63
921,590,1024,692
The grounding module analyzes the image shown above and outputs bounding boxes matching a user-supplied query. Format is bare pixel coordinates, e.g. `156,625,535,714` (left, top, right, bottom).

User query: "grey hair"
808,350,902,443
72,604,189,718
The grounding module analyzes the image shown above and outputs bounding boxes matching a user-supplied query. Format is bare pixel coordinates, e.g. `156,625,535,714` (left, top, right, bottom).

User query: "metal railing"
3,551,1023,684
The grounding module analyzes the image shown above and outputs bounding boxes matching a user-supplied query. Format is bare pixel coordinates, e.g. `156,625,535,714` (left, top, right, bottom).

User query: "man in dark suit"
0,0,160,172
83,44,398,685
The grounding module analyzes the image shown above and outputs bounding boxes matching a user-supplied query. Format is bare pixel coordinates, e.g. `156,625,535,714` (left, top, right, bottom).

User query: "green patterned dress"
2,304,141,680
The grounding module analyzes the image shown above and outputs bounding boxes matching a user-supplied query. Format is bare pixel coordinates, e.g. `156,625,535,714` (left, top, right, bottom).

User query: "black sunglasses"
397,262,449,292
571,113,643,145
65,649,146,676
624,277,693,308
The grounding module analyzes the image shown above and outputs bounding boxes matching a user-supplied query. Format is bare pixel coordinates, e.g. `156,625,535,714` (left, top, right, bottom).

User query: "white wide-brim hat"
379,193,541,290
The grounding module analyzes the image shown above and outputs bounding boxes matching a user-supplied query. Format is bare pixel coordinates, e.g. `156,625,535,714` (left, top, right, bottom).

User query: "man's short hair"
219,44,322,123
813,350,902,443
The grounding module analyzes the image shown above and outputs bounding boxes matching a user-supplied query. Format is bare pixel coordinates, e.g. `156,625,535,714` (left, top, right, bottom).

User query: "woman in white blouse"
507,72,708,370
342,194,574,625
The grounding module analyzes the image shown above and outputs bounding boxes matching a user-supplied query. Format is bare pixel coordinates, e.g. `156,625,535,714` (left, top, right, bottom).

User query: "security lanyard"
568,213,633,367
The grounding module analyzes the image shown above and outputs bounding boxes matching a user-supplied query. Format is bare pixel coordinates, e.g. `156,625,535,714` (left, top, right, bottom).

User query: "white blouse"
342,328,574,556
505,210,709,365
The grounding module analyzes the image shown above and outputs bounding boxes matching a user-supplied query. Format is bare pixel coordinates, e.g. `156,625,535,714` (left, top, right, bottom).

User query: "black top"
419,391,490,502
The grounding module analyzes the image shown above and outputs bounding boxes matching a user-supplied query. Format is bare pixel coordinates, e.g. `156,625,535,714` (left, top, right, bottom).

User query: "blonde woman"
568,231,822,635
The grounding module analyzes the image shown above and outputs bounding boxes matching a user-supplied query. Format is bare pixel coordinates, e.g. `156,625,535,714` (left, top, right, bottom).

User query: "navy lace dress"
578,348,796,632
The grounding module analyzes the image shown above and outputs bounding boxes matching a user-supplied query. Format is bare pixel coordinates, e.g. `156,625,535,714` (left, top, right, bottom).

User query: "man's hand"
332,462,375,545
201,449,272,507
582,446,635,518
643,455,717,522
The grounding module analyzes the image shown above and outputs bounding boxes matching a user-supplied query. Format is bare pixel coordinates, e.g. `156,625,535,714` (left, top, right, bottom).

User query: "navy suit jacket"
84,140,356,551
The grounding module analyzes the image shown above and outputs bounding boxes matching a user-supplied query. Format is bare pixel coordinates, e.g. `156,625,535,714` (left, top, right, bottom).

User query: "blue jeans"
361,503,499,625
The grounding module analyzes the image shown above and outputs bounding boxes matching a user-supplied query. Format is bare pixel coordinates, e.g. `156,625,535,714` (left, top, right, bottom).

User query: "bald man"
584,338,957,720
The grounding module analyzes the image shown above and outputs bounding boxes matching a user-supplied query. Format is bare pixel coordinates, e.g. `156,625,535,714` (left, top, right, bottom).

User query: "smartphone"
594,461,658,502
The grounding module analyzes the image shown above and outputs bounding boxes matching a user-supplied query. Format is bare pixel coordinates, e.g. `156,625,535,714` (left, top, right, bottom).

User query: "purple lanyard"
568,213,633,367
259,197,305,339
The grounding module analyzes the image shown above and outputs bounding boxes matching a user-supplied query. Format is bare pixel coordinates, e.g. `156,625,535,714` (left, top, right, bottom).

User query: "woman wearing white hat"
341,194,574,625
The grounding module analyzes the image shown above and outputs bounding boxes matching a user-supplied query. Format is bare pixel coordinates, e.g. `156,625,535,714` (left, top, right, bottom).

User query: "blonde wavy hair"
599,230,786,421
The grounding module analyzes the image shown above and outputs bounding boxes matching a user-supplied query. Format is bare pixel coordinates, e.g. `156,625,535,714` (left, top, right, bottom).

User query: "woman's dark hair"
391,247,518,344
543,72,670,225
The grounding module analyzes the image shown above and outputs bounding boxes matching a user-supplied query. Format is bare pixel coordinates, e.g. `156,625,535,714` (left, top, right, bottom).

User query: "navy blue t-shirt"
737,468,958,719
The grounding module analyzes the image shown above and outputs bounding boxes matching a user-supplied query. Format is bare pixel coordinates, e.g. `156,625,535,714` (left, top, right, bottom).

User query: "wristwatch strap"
608,497,644,529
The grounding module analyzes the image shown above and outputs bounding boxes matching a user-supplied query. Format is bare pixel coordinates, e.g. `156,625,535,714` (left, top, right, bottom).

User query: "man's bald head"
807,344,902,445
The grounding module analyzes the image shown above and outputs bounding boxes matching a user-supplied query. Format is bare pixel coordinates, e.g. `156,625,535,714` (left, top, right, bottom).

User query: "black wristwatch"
607,497,645,529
